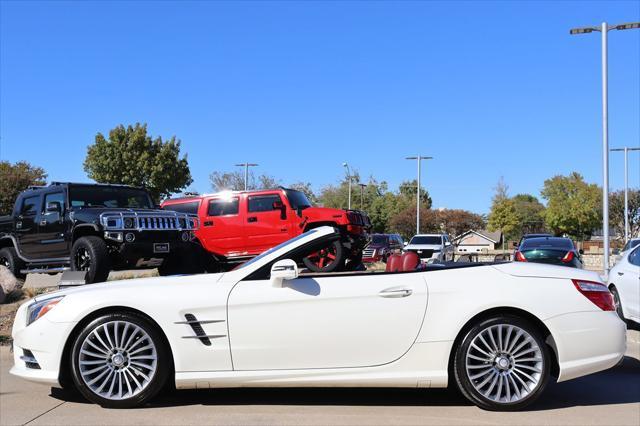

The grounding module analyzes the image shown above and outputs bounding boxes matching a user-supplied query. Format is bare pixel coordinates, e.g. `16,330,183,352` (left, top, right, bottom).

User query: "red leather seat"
385,254,403,272
401,251,419,271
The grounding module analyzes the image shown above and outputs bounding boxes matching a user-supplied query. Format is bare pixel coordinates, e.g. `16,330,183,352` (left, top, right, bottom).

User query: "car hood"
300,207,347,222
34,272,225,302
404,244,442,251
492,262,603,281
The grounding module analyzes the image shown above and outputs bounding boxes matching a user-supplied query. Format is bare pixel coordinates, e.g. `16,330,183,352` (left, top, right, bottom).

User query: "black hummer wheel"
0,247,26,280
71,237,111,283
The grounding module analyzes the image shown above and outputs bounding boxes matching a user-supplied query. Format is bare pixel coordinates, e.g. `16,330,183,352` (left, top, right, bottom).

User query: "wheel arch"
446,306,560,383
59,305,175,390
303,221,340,233
0,237,15,250
71,225,100,243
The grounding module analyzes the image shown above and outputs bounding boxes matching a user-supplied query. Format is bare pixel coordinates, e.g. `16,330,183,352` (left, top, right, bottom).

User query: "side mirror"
46,201,62,213
270,259,298,288
512,241,518,248
445,241,451,246
403,241,408,247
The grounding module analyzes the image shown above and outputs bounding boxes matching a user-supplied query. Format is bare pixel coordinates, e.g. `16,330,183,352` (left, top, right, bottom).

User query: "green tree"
209,170,280,191
541,172,601,239
609,189,640,240
0,161,47,215
488,198,521,241
398,180,433,209
84,123,192,201
512,193,546,235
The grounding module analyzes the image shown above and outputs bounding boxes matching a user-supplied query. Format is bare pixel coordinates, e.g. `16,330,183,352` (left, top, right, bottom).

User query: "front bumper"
545,310,626,382
10,302,76,386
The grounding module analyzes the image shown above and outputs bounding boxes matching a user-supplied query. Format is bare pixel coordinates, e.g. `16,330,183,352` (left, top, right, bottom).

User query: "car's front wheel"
609,286,625,321
453,315,550,411
70,312,169,408
71,237,110,283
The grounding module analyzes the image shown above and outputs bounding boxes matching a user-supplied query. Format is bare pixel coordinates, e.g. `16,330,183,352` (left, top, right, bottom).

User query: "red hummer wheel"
303,240,346,272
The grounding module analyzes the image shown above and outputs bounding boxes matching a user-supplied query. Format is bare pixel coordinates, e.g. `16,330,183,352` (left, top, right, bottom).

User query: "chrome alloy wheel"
465,324,543,404
78,321,157,400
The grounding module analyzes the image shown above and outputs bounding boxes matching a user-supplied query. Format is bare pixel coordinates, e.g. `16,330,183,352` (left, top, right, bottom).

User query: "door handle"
248,217,258,223
40,220,47,226
617,272,624,276
379,287,413,298
203,221,213,227
16,221,22,229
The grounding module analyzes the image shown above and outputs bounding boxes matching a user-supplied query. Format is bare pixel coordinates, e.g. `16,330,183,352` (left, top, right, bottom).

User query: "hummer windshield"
69,186,154,209
284,189,312,211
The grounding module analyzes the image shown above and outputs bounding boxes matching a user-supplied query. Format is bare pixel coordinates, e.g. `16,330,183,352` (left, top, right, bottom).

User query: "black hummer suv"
0,182,199,283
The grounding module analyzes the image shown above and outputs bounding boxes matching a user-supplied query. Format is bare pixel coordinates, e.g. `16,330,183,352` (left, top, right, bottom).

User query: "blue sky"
1,1,639,213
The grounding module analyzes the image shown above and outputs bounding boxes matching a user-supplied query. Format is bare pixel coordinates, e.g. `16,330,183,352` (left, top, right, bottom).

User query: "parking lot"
1,329,638,426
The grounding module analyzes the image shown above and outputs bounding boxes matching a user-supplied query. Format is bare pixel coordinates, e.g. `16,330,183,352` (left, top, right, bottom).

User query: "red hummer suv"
161,187,370,272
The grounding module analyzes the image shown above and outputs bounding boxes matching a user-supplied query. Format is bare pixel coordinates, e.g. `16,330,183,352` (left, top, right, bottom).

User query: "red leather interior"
401,251,420,271
385,254,403,272
385,252,420,272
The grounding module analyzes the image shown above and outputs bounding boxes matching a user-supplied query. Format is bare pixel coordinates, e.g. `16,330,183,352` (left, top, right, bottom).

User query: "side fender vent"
184,314,212,346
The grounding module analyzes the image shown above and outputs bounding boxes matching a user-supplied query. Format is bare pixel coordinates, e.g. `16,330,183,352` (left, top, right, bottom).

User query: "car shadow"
50,356,640,410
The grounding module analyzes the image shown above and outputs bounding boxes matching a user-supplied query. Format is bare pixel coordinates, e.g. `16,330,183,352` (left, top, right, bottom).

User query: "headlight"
27,296,64,326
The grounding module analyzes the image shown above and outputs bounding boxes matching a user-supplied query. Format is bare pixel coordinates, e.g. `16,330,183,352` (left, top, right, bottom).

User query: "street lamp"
342,162,352,210
610,147,640,242
234,163,259,191
405,156,433,235
570,21,640,273
358,183,367,210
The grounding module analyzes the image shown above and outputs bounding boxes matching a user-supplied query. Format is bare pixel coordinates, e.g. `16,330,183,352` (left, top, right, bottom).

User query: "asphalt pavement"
1,329,639,426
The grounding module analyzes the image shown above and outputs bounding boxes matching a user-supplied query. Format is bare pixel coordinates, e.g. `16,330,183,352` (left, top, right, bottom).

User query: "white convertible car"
11,227,626,411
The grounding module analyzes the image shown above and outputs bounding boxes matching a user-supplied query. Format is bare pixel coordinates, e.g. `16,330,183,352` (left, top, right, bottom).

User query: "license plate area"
153,243,170,253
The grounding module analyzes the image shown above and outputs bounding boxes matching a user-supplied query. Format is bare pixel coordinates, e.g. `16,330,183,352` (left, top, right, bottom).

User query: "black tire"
453,315,550,411
610,286,625,321
71,236,110,283
0,246,26,280
302,240,346,272
69,312,169,408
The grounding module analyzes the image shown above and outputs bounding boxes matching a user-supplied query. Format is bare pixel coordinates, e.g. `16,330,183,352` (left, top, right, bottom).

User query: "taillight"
561,251,575,263
515,251,527,262
572,279,615,311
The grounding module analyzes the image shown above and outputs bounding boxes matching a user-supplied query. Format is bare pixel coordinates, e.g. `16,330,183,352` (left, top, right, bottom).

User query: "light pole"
405,156,433,235
358,183,367,210
611,147,640,242
234,163,258,191
342,162,352,209
570,21,639,273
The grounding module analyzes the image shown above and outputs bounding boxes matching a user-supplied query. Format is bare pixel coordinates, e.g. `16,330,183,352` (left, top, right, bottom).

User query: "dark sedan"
514,236,583,268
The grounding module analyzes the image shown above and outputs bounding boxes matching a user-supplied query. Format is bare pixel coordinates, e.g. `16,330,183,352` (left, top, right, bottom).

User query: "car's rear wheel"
453,316,550,411
302,240,346,272
609,286,625,320
70,312,169,408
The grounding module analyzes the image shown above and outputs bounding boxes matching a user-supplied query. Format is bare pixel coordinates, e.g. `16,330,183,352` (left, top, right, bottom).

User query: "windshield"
69,186,154,209
623,239,640,252
371,235,389,245
235,229,318,270
410,236,442,245
521,238,573,250
284,189,312,211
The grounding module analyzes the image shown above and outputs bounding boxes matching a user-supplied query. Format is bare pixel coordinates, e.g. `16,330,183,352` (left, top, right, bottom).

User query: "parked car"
514,237,583,268
403,233,454,262
0,183,198,283
161,187,371,272
362,233,403,263
10,226,625,411
608,245,640,324
514,233,554,248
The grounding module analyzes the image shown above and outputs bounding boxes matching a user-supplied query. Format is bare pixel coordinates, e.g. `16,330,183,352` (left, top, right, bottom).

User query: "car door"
245,193,290,252
618,248,640,320
200,196,246,257
35,191,69,258
227,272,428,370
15,194,41,259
